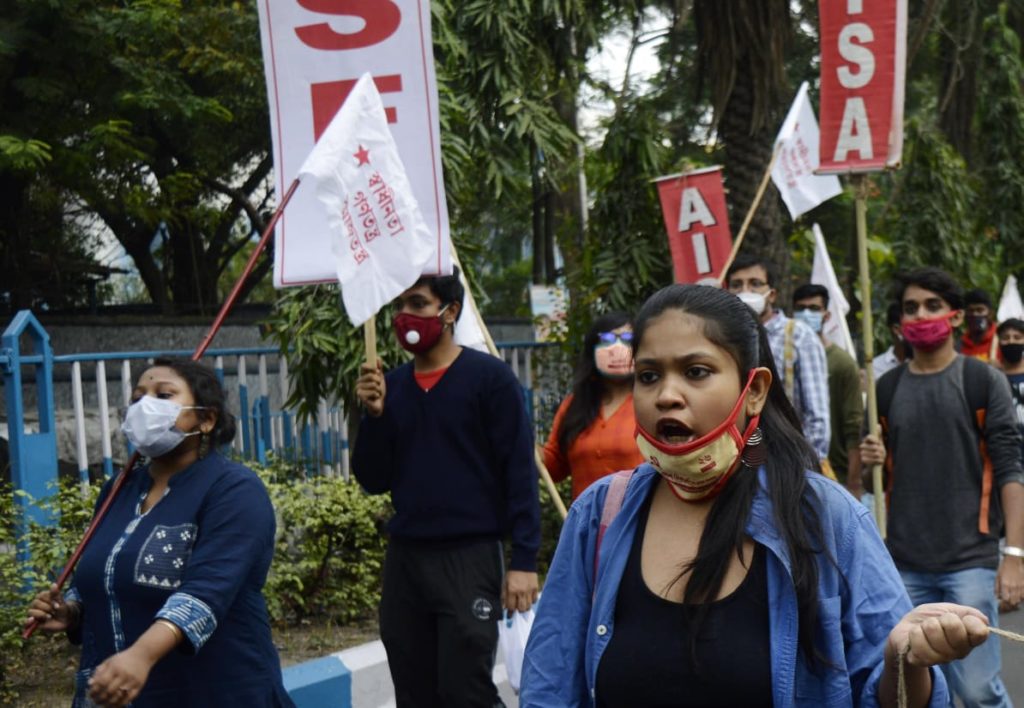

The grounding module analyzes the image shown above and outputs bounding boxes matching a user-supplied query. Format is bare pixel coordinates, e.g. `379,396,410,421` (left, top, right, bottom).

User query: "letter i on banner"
653,167,733,284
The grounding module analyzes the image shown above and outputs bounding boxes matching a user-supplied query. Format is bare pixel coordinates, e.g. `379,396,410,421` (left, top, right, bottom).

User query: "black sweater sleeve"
351,407,397,495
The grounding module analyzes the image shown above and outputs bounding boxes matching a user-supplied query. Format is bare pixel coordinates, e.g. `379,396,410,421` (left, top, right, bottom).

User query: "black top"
1007,372,1024,463
351,347,540,571
596,490,772,708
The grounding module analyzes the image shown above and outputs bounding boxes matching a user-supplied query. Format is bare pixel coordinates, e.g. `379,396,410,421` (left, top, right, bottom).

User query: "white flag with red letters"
772,83,843,218
298,74,434,326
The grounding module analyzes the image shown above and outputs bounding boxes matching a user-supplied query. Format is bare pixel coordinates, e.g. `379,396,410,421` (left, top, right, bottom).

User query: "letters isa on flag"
257,0,451,287
653,167,732,284
298,74,435,327
817,0,908,173
772,82,842,218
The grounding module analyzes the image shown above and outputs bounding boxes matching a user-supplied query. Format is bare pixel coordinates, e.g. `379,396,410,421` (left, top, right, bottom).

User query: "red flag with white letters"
654,167,733,284
817,0,908,174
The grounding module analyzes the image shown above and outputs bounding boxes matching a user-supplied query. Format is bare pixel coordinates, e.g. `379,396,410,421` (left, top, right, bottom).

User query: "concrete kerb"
282,639,517,708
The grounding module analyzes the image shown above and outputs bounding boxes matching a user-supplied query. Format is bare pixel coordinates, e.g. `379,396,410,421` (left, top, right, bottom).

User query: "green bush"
0,479,100,703
256,458,391,624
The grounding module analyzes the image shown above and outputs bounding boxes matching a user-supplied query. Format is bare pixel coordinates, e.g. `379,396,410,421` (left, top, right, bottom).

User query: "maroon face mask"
393,306,449,354
900,311,959,352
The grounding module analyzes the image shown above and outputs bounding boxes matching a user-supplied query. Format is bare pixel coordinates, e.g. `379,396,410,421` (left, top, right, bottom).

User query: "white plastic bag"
497,607,535,694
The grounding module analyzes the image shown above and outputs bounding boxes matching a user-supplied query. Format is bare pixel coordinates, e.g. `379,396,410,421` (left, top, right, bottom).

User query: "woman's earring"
741,428,766,468
199,431,211,458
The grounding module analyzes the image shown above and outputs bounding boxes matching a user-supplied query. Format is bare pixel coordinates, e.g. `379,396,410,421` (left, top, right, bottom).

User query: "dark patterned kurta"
68,453,293,707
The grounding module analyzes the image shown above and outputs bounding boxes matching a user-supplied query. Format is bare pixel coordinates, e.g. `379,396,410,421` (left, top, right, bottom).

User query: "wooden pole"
854,174,886,538
718,145,783,284
364,316,377,369
449,245,568,520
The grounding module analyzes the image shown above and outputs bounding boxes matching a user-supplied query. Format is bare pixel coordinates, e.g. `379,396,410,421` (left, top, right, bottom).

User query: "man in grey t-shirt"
862,267,1024,708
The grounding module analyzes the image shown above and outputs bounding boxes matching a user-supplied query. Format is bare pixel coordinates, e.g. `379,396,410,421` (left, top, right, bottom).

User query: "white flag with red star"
298,73,435,326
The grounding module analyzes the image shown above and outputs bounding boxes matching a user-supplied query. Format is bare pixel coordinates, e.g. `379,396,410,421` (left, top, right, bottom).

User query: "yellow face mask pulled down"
635,371,760,502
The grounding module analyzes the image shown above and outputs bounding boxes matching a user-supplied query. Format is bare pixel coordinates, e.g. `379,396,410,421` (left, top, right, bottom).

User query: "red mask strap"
636,369,760,454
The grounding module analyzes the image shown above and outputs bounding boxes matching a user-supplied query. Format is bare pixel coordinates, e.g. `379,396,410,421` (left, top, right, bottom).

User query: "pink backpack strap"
594,470,634,580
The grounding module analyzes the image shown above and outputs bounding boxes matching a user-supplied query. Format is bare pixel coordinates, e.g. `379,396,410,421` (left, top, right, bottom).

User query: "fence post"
238,355,251,459
1,311,59,541
70,361,90,491
95,361,114,479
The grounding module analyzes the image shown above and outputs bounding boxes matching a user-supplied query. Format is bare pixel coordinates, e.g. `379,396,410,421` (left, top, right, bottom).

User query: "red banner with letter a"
818,0,908,174
654,167,733,284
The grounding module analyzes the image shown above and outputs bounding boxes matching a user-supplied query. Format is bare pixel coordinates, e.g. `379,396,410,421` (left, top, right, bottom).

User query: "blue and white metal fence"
2,312,564,520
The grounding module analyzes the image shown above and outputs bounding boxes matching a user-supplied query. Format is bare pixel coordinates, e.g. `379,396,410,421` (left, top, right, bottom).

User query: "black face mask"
1001,343,1024,365
967,314,990,334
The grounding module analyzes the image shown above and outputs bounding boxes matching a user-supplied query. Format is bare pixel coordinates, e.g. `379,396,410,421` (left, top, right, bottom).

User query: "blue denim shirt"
520,465,949,707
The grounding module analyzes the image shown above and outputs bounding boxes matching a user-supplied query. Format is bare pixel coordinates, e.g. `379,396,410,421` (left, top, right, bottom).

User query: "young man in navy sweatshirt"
353,268,540,708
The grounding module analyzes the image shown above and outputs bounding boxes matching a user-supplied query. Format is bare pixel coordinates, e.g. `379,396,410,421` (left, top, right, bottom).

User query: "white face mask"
738,291,767,315
121,397,204,458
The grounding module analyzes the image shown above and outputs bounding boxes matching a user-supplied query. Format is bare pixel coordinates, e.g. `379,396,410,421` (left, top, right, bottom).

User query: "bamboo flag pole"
718,145,783,284
448,245,569,520
364,316,378,369
854,174,886,538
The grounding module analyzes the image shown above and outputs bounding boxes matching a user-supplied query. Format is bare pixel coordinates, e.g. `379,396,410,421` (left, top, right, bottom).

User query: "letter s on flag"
295,0,401,50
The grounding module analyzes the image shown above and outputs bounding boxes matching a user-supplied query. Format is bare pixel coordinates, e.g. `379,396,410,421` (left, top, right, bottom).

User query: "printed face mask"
900,311,959,353
1001,343,1024,365
635,371,761,502
594,332,634,379
121,397,203,458
393,305,449,354
794,310,824,334
737,291,767,316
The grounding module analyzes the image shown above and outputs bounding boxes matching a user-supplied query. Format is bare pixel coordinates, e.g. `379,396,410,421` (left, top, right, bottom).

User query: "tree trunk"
543,190,557,284
717,67,788,289
531,145,546,284
938,0,985,164
0,174,31,311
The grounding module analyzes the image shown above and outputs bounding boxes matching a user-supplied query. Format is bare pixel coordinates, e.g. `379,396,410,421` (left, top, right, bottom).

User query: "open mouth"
656,418,697,445
665,475,718,494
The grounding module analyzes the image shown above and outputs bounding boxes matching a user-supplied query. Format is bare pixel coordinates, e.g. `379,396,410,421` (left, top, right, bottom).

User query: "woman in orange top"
542,312,645,500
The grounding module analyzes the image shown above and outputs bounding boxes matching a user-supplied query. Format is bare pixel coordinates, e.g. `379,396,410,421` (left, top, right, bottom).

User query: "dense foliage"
3,1,1022,336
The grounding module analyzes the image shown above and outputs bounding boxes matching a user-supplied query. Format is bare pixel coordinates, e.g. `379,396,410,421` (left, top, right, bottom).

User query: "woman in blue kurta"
26,359,294,707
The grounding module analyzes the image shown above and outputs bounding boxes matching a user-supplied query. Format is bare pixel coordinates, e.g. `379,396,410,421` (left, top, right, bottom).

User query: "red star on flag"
354,145,370,166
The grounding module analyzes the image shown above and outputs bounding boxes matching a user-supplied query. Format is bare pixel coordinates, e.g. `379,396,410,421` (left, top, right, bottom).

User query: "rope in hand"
897,627,1024,708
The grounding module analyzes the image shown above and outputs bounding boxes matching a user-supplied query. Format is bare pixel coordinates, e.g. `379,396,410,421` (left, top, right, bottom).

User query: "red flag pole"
23,178,301,639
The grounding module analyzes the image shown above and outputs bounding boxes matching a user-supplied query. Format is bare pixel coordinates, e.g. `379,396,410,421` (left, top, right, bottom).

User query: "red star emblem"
353,145,370,166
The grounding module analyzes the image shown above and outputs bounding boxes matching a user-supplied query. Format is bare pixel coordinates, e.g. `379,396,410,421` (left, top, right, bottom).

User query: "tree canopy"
3,0,1024,401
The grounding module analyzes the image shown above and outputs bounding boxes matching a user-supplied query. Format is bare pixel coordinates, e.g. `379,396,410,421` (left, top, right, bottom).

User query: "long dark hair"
557,311,633,454
632,284,828,669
